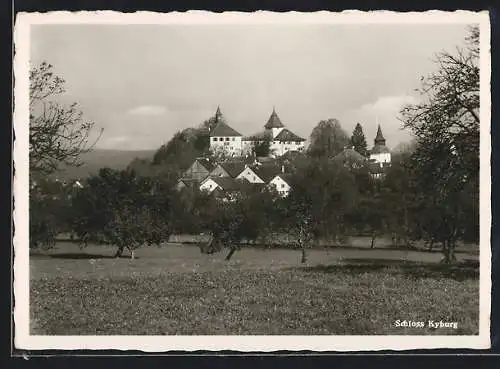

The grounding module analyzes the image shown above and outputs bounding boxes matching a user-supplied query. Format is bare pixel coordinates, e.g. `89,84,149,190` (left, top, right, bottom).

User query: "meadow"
30,240,479,335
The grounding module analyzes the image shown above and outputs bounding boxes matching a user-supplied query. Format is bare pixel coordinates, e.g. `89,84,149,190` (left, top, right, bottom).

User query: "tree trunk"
225,248,236,261
130,249,135,260
114,246,124,258
428,239,434,252
301,247,308,264
370,233,376,249
441,240,458,263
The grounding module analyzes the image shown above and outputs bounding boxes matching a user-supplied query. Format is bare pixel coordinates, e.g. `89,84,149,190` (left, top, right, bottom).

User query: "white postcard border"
13,10,492,352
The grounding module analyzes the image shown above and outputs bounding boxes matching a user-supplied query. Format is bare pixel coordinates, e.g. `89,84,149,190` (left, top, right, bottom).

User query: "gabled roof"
253,164,283,183
207,177,262,193
218,161,247,178
196,158,216,172
269,173,293,184
264,108,285,129
210,120,242,137
274,128,305,142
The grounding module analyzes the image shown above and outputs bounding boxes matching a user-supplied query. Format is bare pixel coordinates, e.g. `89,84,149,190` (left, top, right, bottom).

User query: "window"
226,137,230,141
253,176,256,181
212,137,217,142
281,184,285,188
232,137,235,141
295,141,300,145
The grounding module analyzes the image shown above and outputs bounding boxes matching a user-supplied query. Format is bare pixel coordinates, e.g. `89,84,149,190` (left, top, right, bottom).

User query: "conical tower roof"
374,124,386,146
371,124,390,154
264,107,285,129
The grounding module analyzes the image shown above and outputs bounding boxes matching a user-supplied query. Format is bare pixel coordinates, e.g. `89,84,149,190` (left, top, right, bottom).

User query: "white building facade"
209,107,305,158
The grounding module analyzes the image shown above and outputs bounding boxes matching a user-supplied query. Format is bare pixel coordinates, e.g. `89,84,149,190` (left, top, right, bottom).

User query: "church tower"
215,105,224,123
369,124,391,166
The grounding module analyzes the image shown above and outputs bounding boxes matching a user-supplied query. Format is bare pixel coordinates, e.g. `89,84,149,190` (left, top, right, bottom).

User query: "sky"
30,23,471,151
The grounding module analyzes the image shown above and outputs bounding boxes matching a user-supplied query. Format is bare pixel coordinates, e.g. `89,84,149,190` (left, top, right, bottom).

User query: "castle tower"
264,107,285,138
209,106,243,157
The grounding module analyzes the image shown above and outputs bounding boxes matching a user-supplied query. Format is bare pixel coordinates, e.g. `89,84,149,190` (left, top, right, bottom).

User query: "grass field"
30,242,479,335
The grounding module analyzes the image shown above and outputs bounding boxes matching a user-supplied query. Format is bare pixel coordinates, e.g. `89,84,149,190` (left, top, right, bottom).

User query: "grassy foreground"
30,243,479,335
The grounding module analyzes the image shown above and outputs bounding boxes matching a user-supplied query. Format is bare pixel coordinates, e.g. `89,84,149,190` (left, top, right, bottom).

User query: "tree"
283,158,358,262
29,62,102,175
152,130,201,173
400,26,480,262
152,114,219,172
29,179,67,248
379,157,420,248
71,168,174,258
350,123,369,157
308,119,350,158
252,139,271,157
346,170,385,249
200,188,277,260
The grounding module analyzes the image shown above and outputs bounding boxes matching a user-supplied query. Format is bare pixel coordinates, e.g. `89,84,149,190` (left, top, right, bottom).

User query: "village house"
236,165,265,184
199,176,265,201
176,158,215,191
268,173,292,197
209,160,248,179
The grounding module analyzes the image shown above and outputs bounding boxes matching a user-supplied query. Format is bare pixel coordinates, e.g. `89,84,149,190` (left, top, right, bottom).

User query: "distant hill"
51,149,155,180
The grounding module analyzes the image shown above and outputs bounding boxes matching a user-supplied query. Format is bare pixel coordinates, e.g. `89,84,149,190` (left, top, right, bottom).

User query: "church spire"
215,105,223,121
374,124,386,146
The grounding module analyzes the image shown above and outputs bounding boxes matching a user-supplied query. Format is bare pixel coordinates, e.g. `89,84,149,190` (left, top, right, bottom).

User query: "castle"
177,108,392,197
209,106,306,158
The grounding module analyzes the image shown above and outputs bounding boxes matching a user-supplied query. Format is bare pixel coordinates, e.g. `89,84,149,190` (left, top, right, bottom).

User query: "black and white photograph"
14,10,491,351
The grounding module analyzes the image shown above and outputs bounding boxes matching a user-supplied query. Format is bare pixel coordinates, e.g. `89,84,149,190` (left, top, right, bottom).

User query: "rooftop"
218,161,247,178
253,164,284,182
196,158,216,172
274,128,305,142
210,120,242,137
264,108,285,130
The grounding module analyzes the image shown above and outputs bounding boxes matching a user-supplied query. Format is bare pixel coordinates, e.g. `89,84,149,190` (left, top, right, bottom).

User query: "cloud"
126,105,168,116
360,95,418,115
336,95,418,149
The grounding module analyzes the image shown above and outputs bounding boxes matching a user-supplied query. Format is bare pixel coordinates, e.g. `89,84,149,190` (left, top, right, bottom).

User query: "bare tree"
29,62,102,175
400,26,480,263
